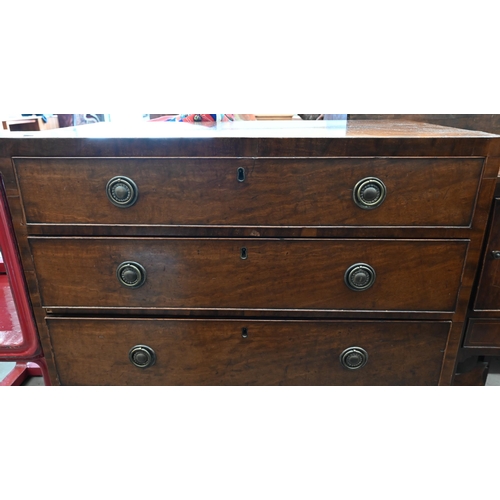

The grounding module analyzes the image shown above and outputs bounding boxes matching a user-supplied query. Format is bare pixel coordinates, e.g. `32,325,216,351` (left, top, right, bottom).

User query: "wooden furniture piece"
460,175,500,372
2,115,59,132
1,120,499,385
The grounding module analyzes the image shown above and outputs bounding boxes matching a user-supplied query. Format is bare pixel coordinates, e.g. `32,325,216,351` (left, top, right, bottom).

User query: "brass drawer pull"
106,176,139,208
340,347,368,370
344,263,376,291
353,177,386,209
129,345,156,368
117,261,147,289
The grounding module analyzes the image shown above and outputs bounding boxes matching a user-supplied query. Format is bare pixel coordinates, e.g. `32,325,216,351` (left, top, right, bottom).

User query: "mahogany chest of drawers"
1,120,499,385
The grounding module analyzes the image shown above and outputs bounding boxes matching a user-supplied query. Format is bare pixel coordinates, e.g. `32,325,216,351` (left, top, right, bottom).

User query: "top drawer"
14,157,484,227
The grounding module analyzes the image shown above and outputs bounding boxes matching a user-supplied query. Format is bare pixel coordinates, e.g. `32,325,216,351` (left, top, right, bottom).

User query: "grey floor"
0,361,44,386
1,358,500,386
0,361,15,380
486,358,500,386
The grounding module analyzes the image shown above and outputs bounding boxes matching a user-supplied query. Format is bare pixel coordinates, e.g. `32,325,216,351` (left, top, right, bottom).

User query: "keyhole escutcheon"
237,167,246,182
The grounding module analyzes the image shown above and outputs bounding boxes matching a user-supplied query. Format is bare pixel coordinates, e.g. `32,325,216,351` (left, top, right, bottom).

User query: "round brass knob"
129,345,156,369
353,177,387,209
344,263,376,291
106,176,138,208
117,261,146,289
340,347,368,370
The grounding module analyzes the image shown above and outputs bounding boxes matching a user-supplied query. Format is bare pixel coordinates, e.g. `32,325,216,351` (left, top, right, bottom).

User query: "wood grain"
0,121,497,160
15,157,484,228
30,237,468,313
0,157,17,196
348,115,500,135
1,120,498,386
46,318,450,386
473,197,500,310
464,320,500,348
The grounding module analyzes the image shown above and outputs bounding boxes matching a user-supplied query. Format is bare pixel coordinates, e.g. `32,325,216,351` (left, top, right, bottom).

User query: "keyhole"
242,328,249,338
237,167,246,182
241,247,248,260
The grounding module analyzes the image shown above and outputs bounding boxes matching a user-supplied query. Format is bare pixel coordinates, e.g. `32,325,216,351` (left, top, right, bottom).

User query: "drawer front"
46,319,451,385
15,157,483,227
464,320,500,348
474,198,500,311
31,238,468,312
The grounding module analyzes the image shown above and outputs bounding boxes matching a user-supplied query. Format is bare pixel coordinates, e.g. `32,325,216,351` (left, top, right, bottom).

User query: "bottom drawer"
464,320,500,348
47,319,450,385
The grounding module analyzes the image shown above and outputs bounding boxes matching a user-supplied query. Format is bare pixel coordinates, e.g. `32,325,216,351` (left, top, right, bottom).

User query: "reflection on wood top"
0,120,498,140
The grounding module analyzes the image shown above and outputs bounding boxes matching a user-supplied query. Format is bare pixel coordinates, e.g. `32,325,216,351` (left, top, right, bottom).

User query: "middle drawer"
30,238,468,312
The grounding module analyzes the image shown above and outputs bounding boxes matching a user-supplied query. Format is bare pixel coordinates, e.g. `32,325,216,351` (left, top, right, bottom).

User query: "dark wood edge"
0,137,497,158
439,166,499,384
459,346,500,359
25,225,478,239
41,307,457,320
6,159,61,384
463,318,500,348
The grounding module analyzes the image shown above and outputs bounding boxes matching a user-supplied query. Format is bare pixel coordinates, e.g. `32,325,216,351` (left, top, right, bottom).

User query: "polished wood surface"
453,363,489,385
46,318,450,386
1,120,499,385
1,121,498,159
349,115,500,135
460,175,500,369
30,238,468,313
1,119,496,139
464,320,500,348
15,157,484,227
473,197,500,311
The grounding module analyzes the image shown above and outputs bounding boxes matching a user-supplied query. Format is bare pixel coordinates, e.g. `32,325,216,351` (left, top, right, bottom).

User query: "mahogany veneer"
30,237,468,313
15,157,483,227
1,120,499,385
47,318,451,386
461,179,500,366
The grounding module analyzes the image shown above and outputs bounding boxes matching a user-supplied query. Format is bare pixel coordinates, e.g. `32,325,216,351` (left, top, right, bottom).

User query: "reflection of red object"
149,114,234,124
0,177,50,385
0,273,23,348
